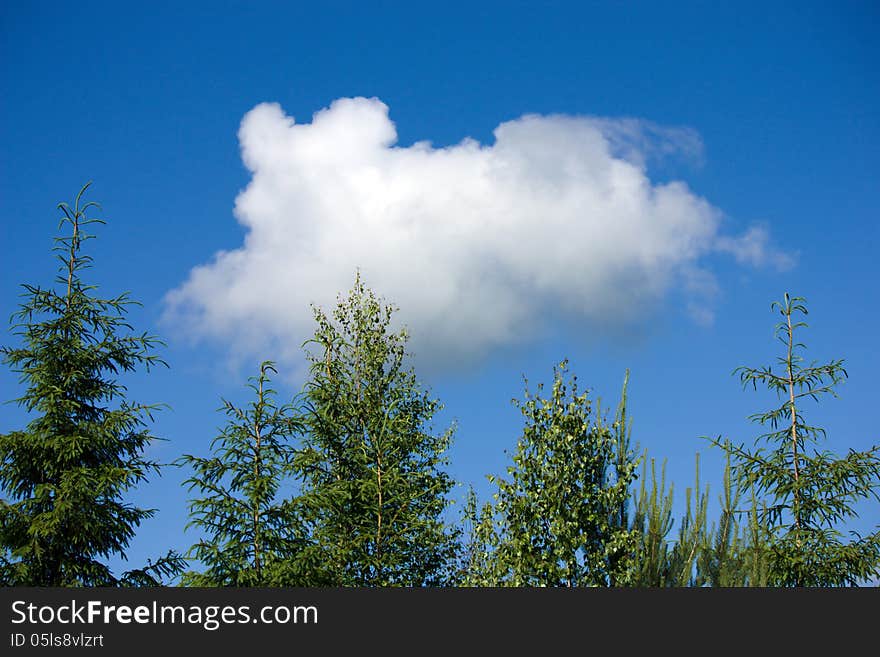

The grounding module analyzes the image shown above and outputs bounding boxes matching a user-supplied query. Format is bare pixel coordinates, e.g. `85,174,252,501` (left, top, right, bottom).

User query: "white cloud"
715,225,797,270
163,97,790,373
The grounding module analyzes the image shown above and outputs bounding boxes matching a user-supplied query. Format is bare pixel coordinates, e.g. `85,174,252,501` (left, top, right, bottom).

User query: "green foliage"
629,456,676,585
0,183,184,586
451,486,502,586
629,454,709,586
486,361,640,586
694,451,771,587
8,196,873,592
177,361,307,586
710,293,880,586
293,274,458,585
628,451,769,588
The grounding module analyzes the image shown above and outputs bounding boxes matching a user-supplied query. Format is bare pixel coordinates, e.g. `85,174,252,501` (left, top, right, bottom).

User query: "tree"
694,450,770,587
487,361,639,586
629,456,677,586
628,451,770,587
177,361,307,586
293,274,458,586
0,183,183,586
629,453,709,587
452,485,503,586
710,293,880,586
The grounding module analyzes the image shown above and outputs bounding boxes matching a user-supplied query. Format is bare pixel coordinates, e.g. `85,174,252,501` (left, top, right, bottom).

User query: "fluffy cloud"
715,225,796,270
163,97,789,372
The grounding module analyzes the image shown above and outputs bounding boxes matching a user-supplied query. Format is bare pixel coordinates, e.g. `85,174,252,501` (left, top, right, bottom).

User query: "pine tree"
628,449,769,587
630,454,709,587
629,456,676,586
293,274,458,586
177,361,308,586
453,486,503,586
710,293,880,586
488,361,639,586
0,183,183,586
694,450,770,587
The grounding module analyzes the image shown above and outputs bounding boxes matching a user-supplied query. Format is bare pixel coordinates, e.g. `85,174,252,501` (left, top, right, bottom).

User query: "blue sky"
2,1,878,578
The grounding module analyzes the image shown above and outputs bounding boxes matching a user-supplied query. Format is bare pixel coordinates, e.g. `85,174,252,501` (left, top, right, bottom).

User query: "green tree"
0,183,183,586
294,274,458,585
488,361,639,586
694,451,770,587
177,361,308,586
629,456,676,586
710,293,880,586
630,454,709,587
629,451,770,587
453,485,503,586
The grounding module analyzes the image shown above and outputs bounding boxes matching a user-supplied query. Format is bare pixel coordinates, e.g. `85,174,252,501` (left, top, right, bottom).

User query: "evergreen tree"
177,361,308,586
628,450,769,588
629,456,676,586
0,183,183,586
710,293,880,586
294,274,458,586
630,454,709,587
488,361,639,586
694,451,770,587
595,369,766,588
453,486,503,586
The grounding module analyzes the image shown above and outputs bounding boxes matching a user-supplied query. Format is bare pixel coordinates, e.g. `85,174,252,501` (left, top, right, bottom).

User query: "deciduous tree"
294,274,458,585
488,361,639,586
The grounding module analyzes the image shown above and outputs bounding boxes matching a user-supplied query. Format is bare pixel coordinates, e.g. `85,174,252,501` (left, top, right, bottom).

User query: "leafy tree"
294,274,458,585
177,361,308,586
710,293,880,586
0,183,183,586
487,361,639,586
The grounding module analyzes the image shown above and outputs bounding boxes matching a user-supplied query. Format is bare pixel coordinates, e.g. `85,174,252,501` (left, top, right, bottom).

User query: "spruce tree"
294,274,458,586
710,293,880,586
177,361,308,586
488,361,639,586
0,183,183,586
